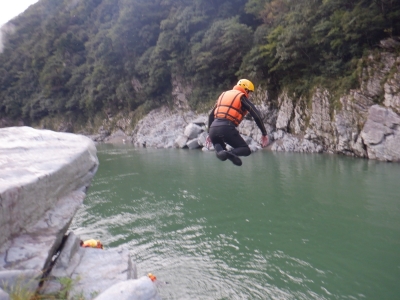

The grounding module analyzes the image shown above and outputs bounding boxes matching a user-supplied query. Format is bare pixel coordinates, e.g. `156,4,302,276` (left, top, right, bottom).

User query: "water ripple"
70,146,400,300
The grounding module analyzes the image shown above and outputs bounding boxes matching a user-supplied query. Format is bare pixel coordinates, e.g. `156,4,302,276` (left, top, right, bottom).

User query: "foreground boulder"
40,232,141,299
0,127,162,299
94,277,161,300
0,127,98,296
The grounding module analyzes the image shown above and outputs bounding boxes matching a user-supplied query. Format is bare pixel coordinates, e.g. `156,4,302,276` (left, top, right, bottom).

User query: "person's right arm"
207,104,216,132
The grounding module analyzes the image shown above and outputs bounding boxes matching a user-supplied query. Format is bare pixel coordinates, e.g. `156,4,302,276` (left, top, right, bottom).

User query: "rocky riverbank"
1,48,398,162
88,50,400,162
0,127,161,300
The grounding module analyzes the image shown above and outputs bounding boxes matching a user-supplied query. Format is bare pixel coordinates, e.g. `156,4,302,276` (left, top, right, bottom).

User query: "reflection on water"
70,145,400,299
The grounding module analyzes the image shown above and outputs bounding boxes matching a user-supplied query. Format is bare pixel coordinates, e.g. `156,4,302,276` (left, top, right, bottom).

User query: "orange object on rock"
148,273,157,282
81,239,104,249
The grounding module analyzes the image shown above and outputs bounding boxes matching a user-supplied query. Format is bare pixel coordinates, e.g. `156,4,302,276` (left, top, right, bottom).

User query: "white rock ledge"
0,127,161,300
0,127,99,247
0,127,99,297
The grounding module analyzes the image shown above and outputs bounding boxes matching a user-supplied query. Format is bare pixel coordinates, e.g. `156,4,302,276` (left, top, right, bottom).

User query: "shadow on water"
70,145,400,300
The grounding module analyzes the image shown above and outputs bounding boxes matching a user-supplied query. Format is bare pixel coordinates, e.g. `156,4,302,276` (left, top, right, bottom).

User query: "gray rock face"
186,138,200,149
334,92,373,157
132,105,268,153
37,230,163,300
267,51,400,160
0,127,98,254
306,89,335,150
70,247,136,298
0,127,160,299
184,123,203,139
383,56,400,111
197,132,208,147
94,277,161,300
0,127,98,298
87,48,400,162
292,98,308,134
0,270,41,298
174,135,189,148
41,232,138,299
0,190,86,272
361,105,400,161
361,53,396,99
271,132,323,153
276,92,294,131
0,288,9,300
132,106,200,148
104,129,128,144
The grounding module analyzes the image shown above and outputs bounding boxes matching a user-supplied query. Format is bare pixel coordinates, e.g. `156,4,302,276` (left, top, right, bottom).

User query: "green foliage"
1,275,88,300
245,0,269,18
1,278,36,300
0,0,399,125
57,276,75,299
245,0,400,103
189,17,253,90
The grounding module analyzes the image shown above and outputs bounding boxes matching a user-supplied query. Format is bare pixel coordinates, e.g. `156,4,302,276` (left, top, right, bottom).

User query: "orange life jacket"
214,85,248,126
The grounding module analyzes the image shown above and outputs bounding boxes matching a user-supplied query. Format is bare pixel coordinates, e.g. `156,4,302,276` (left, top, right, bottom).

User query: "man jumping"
206,79,268,166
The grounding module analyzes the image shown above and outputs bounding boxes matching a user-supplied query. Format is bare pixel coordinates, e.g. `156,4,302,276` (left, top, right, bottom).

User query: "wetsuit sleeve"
207,103,216,133
241,96,268,136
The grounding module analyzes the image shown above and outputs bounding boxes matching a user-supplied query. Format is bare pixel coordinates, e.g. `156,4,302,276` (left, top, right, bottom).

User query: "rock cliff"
0,127,161,300
270,51,400,161
98,50,399,162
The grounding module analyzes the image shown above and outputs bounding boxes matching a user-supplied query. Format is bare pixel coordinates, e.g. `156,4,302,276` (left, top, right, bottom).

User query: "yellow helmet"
237,79,254,92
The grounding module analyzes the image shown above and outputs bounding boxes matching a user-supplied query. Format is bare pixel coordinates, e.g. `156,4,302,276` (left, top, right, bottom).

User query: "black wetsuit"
208,95,267,157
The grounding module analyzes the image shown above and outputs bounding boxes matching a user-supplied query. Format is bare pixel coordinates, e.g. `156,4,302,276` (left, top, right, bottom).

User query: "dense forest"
0,0,399,127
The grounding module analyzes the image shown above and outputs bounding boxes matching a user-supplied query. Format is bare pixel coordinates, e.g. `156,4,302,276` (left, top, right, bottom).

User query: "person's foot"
216,150,228,161
226,151,242,166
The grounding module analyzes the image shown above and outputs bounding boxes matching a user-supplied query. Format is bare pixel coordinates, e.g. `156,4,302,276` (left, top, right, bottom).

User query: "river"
70,144,400,300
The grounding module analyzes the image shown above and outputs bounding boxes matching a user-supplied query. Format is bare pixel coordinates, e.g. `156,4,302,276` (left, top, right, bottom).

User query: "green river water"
70,144,400,300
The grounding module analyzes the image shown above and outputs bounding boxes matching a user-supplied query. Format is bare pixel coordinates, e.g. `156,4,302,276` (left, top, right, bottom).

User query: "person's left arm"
241,97,269,147
241,97,267,136
205,104,217,149
207,104,216,132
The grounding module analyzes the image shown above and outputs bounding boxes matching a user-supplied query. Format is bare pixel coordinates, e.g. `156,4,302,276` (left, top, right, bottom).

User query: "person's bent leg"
209,127,226,149
215,143,228,161
225,151,242,166
209,123,247,166
223,127,251,157
231,146,251,157
209,126,228,161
